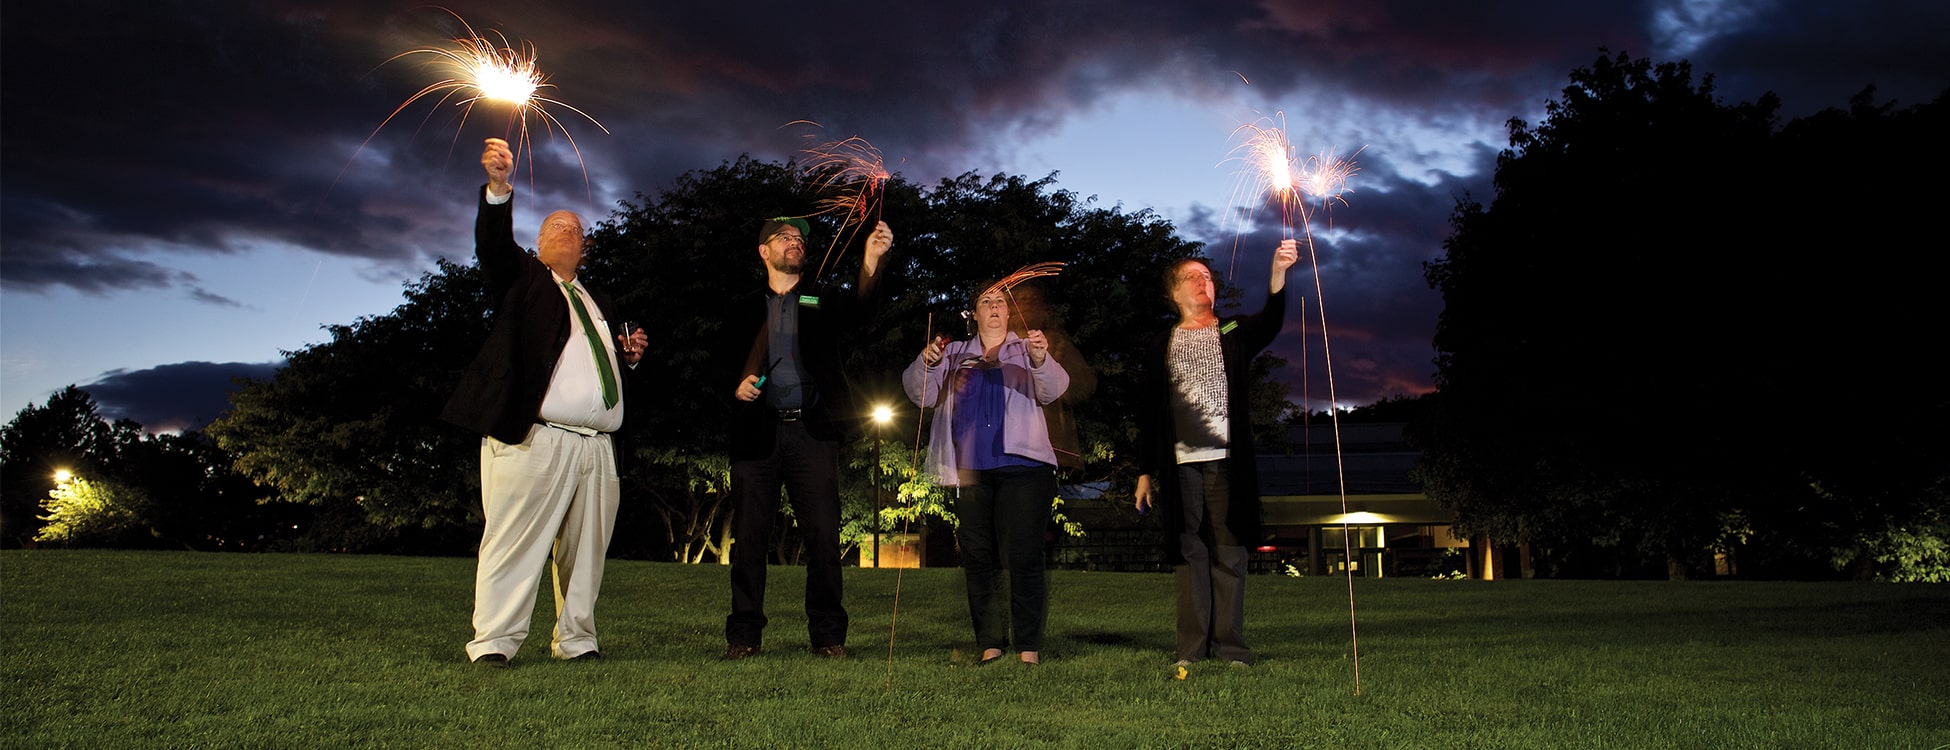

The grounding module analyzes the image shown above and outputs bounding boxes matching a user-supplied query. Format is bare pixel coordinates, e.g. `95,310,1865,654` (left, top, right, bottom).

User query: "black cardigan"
1136,289,1287,562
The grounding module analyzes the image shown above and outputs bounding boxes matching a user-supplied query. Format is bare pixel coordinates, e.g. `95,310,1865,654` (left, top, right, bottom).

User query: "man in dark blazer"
1134,240,1298,667
718,215,893,660
441,137,646,669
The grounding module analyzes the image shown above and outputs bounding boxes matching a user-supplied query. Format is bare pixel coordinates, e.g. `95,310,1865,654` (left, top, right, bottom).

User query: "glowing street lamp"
870,405,892,567
52,469,72,486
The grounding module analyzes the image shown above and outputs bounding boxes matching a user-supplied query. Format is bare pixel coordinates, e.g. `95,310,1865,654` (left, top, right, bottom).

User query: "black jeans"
725,421,848,649
1176,460,1250,663
953,464,1056,653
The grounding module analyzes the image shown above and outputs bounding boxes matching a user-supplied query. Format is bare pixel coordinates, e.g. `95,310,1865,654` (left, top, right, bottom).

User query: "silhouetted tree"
1418,50,1949,579
209,260,488,554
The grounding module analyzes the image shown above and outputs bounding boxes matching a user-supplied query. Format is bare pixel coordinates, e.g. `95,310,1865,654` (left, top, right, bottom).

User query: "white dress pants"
465,423,618,661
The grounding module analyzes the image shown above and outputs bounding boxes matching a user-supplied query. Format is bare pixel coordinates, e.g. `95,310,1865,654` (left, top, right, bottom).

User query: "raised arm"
1269,238,1298,294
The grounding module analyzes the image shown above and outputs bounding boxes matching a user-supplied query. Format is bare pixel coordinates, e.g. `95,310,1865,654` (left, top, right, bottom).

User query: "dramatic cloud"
83,361,284,434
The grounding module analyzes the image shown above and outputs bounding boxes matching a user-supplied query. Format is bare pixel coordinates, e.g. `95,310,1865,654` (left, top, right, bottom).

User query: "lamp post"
871,405,893,567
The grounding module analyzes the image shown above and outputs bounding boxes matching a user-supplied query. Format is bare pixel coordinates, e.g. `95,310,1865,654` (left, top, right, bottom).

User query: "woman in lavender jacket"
903,286,1070,665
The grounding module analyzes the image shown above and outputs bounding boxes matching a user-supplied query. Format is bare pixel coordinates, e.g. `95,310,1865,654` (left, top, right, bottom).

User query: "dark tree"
1418,50,1949,579
208,260,489,554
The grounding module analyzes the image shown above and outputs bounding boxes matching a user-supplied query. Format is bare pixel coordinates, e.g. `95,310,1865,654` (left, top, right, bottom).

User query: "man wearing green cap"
718,215,894,660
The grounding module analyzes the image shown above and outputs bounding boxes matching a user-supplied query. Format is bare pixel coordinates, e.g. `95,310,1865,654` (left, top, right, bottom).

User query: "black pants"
953,465,1056,653
1176,460,1250,663
725,421,848,649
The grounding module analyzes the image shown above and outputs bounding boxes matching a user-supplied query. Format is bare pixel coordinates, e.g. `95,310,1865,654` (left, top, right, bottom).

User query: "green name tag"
798,295,821,308
1220,320,1238,334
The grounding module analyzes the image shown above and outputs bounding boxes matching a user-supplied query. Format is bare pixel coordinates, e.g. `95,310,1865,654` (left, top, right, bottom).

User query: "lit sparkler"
339,8,608,197
783,124,893,276
1225,116,1364,239
790,123,893,277
983,262,1066,339
1223,110,1367,696
802,133,891,225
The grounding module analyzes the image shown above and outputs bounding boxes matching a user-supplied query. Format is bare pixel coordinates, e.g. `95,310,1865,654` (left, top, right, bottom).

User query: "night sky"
4,0,1946,432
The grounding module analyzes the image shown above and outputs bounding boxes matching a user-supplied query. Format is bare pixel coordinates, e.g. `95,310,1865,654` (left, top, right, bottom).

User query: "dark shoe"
570,651,602,661
811,644,849,659
723,644,760,661
472,653,510,669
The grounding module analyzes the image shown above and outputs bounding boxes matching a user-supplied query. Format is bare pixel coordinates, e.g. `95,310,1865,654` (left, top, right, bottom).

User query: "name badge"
1220,320,1238,334
798,295,821,309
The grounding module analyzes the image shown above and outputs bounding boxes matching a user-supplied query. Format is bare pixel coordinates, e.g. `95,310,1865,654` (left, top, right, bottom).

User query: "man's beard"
770,254,804,274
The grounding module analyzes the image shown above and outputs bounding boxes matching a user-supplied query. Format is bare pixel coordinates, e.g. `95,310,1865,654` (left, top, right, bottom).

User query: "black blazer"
1136,289,1287,561
717,275,879,462
441,187,636,446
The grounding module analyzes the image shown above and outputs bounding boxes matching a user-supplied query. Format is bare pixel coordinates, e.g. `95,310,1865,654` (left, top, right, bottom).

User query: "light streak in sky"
337,8,608,198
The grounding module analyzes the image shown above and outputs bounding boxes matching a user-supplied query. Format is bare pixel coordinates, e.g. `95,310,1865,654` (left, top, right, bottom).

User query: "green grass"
3,550,1947,749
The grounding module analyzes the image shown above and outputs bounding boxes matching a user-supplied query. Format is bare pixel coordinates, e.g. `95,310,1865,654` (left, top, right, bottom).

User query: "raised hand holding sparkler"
482,137,514,198
1270,238,1299,293
862,221,896,280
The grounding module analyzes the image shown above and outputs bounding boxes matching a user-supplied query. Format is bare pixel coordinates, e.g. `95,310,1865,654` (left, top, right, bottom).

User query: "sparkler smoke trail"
335,8,609,200
1225,113,1367,695
984,262,1066,344
790,124,893,278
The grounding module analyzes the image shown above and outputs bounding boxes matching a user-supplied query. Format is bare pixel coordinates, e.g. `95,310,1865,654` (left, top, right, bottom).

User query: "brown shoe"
723,644,760,661
811,644,849,659
570,651,602,661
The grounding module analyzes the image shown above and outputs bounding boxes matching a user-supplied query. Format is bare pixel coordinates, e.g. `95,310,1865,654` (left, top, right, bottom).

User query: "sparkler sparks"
1295,147,1363,210
789,123,894,277
801,132,891,225
985,262,1066,337
1224,114,1363,239
337,8,608,198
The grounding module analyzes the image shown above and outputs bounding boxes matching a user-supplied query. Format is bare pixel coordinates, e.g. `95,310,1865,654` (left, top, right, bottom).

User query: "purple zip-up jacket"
903,332,1070,487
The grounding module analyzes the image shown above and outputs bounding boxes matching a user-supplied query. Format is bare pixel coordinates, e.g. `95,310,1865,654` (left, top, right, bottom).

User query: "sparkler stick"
336,8,610,200
882,311,935,686
1225,113,1368,694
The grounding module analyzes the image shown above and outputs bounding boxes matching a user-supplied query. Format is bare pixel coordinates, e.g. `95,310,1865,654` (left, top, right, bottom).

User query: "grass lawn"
2,550,1946,748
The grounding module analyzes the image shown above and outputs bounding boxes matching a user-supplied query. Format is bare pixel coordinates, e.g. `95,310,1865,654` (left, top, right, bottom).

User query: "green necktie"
562,281,619,409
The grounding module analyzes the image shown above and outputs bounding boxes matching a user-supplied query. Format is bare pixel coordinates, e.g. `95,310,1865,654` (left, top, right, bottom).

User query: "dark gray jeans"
1176,460,1250,663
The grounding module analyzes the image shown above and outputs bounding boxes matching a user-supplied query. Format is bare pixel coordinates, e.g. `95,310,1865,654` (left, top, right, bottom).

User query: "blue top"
952,364,1043,471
